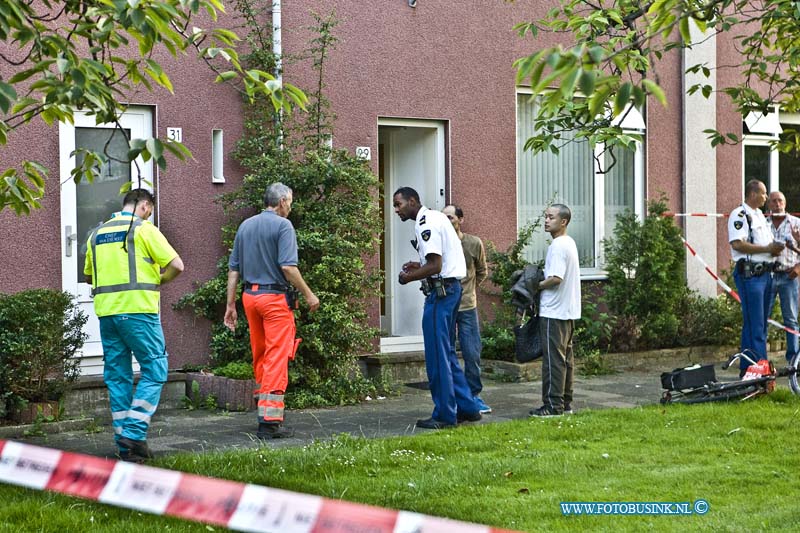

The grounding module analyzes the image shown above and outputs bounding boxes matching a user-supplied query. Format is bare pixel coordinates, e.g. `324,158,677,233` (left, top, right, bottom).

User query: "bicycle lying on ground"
660,350,800,405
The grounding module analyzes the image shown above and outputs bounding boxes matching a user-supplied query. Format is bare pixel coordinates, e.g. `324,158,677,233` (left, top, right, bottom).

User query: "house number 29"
355,146,371,160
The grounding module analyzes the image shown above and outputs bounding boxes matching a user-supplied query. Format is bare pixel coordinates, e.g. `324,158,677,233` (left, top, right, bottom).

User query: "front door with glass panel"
378,119,446,352
59,108,153,375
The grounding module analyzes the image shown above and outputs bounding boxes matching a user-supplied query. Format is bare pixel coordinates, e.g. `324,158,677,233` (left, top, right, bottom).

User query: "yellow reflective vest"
84,212,178,317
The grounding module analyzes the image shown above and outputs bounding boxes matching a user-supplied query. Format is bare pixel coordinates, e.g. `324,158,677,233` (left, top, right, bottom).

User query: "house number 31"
166,127,183,143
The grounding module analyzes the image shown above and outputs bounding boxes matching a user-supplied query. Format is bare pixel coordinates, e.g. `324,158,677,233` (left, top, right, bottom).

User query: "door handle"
65,225,78,257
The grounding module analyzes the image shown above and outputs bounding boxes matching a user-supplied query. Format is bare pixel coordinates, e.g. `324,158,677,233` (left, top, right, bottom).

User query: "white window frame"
212,128,225,183
591,138,646,277
741,109,783,194
515,88,645,279
741,137,779,193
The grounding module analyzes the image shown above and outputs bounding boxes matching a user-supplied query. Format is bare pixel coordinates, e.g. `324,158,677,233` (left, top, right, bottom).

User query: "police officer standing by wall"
224,182,319,439
84,188,184,460
393,187,481,429
728,179,784,376
442,204,491,414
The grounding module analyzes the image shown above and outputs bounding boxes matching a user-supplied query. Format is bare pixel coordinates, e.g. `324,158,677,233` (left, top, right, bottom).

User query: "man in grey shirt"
224,183,319,439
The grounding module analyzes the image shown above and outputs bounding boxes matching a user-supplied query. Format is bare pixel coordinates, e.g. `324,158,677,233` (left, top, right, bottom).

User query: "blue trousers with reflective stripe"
99,313,168,448
422,282,479,424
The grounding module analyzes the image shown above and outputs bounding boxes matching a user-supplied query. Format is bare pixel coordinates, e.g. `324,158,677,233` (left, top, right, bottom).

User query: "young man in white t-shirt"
530,204,581,417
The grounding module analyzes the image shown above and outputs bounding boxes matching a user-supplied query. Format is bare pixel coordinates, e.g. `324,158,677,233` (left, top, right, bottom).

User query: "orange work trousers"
242,292,300,423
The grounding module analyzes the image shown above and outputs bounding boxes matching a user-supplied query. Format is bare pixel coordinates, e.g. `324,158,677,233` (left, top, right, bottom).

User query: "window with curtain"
516,92,643,271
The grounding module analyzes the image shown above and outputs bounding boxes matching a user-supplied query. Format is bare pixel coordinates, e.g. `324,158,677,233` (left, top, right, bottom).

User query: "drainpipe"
273,0,283,146
273,0,282,84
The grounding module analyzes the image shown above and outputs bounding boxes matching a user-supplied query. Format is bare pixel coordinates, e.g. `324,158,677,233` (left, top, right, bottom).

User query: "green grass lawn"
2,389,800,532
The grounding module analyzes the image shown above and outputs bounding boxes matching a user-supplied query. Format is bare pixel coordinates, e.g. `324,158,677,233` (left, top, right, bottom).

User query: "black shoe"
563,404,575,415
117,437,154,459
456,411,482,423
116,449,146,463
256,423,295,439
529,405,563,417
415,417,455,430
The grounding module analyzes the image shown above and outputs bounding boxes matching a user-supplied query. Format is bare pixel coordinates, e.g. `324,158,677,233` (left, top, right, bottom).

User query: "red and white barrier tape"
768,318,800,337
664,211,800,218
681,237,740,303
681,236,800,338
664,212,728,217
0,440,517,533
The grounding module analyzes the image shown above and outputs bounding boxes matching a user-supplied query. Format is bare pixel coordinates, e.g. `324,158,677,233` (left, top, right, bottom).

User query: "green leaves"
515,0,800,157
0,162,47,215
642,79,667,106
614,83,632,115
578,69,596,97
0,0,308,215
0,82,17,114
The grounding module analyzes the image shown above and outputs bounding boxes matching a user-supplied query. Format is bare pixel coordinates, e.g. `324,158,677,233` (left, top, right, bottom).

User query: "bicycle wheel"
789,353,800,396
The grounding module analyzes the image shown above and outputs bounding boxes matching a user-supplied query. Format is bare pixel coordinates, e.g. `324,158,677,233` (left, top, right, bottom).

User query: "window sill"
580,269,608,281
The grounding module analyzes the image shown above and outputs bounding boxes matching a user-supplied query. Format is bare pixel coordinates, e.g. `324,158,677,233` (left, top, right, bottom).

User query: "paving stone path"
14,368,667,459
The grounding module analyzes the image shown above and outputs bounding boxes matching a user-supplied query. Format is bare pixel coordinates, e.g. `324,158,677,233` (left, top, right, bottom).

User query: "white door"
378,119,446,352
59,108,154,375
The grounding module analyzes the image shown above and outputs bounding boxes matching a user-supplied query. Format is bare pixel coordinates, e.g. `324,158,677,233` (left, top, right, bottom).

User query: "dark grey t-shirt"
229,210,298,291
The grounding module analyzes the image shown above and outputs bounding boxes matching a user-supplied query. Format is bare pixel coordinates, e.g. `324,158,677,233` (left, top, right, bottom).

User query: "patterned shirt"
767,213,800,271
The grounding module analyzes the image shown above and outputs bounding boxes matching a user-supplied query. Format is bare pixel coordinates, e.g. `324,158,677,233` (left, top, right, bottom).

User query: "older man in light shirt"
766,190,800,364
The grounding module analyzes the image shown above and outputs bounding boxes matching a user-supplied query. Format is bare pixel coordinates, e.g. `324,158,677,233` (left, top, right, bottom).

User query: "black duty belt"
244,282,290,292
426,277,458,285
736,260,778,277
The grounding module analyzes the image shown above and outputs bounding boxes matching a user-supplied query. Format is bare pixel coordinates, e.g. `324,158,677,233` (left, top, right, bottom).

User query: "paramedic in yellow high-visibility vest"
84,188,184,461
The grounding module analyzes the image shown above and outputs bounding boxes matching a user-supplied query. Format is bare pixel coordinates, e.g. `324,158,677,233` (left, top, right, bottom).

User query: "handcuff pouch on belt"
736,259,776,279
420,277,447,297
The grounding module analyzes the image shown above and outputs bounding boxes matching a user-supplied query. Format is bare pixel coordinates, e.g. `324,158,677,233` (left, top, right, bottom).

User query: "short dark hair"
122,188,155,207
552,203,572,225
393,187,420,204
447,204,464,218
745,179,764,197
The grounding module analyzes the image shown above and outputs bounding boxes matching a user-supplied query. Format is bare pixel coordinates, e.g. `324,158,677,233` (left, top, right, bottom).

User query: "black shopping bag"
514,313,542,363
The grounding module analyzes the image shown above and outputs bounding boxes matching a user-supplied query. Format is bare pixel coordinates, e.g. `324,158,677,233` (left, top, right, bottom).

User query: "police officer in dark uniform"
728,179,784,376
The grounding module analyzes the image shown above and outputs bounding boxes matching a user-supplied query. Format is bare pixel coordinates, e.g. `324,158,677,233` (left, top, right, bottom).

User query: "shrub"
603,196,687,349
480,305,517,362
578,350,617,376
485,221,539,305
675,291,742,347
480,214,545,361
574,286,613,358
0,289,86,418
177,10,382,407
213,361,254,380
603,201,743,352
